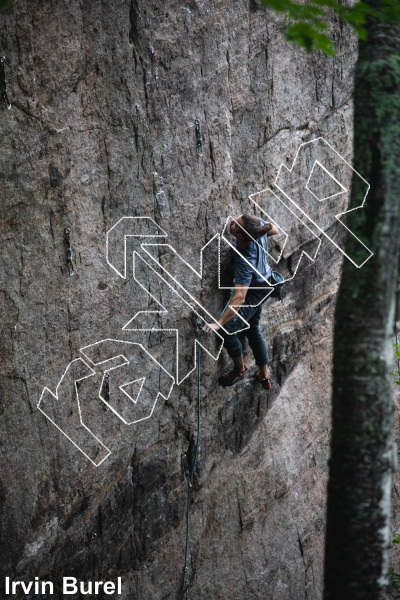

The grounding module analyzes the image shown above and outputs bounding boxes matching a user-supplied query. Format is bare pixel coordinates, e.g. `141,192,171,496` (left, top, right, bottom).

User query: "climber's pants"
219,289,269,366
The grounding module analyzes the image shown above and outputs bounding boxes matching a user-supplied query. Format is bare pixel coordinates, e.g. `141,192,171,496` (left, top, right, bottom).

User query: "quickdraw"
103,373,110,410
181,453,192,488
195,119,203,156
64,228,75,276
0,56,11,110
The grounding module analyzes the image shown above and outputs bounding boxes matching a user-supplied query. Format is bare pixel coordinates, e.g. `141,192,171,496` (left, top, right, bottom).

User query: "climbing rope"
396,333,400,383
179,326,202,600
195,120,203,156
64,228,75,276
179,300,231,598
0,56,11,109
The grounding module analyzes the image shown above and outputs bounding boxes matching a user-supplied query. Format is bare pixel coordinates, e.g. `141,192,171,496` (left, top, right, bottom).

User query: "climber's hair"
239,214,273,241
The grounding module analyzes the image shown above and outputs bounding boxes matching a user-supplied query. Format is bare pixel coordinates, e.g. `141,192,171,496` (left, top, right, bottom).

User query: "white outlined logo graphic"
37,137,372,464
273,137,372,268
37,341,174,466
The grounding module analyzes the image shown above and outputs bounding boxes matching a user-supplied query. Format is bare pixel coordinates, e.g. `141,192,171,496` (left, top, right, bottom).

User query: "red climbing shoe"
218,364,248,387
255,371,272,391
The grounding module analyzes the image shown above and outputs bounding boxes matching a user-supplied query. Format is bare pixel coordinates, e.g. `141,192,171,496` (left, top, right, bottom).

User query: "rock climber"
203,214,279,389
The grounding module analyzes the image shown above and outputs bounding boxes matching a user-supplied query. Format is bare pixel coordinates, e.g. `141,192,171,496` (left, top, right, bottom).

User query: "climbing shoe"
218,364,248,387
255,371,272,391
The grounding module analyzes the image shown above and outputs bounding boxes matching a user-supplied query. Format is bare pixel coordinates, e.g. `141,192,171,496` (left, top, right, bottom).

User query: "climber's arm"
202,284,248,333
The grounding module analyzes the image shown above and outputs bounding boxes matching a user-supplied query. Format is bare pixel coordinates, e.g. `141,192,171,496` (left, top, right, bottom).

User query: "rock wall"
0,1,359,598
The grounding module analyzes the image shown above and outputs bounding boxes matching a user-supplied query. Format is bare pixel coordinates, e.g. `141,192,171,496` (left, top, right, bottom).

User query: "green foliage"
0,0,12,12
390,568,400,585
389,538,400,586
260,0,400,55
286,22,335,55
394,343,400,385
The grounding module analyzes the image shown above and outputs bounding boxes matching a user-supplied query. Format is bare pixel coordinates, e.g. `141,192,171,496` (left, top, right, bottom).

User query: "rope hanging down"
179,302,233,598
0,56,11,109
179,325,202,600
64,228,75,276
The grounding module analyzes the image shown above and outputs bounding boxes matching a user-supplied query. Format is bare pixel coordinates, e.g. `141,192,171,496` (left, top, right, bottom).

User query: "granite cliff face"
0,1,360,598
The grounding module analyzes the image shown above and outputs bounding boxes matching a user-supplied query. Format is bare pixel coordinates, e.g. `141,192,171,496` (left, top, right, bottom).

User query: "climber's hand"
202,322,221,334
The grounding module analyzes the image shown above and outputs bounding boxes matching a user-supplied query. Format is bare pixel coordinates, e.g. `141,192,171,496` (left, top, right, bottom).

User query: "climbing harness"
0,56,11,110
102,373,110,410
64,228,75,276
195,120,203,156
179,323,202,600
